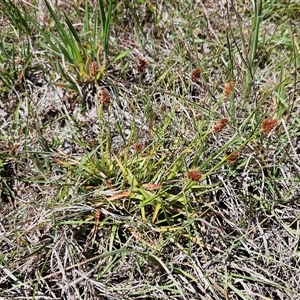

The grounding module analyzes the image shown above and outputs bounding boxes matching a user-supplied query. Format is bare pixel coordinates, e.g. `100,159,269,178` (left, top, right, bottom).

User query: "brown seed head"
213,118,228,133
262,118,278,133
100,89,110,107
133,142,144,153
188,169,202,181
224,81,235,96
90,61,99,77
225,151,239,164
137,58,148,73
191,68,201,82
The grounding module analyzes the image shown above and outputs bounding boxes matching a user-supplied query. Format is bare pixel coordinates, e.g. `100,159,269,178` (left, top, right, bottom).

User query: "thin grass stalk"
98,0,115,66
245,0,263,94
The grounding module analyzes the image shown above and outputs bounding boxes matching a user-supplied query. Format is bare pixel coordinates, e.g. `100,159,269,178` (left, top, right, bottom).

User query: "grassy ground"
1,0,300,299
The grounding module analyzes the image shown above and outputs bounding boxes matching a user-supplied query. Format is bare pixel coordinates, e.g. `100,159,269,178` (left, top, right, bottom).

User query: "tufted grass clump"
0,0,300,299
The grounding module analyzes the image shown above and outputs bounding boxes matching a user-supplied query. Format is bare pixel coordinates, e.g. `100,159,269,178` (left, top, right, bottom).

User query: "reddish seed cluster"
133,142,144,153
100,89,110,107
188,169,202,181
191,68,201,82
262,118,278,133
213,118,228,133
90,61,99,77
225,151,239,164
224,81,235,96
137,58,148,73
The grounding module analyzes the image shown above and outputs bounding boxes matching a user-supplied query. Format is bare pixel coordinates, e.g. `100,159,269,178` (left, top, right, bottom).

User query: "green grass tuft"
0,0,300,299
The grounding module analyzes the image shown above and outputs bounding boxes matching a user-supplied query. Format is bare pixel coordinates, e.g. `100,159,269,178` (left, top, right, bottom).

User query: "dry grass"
1,0,300,299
